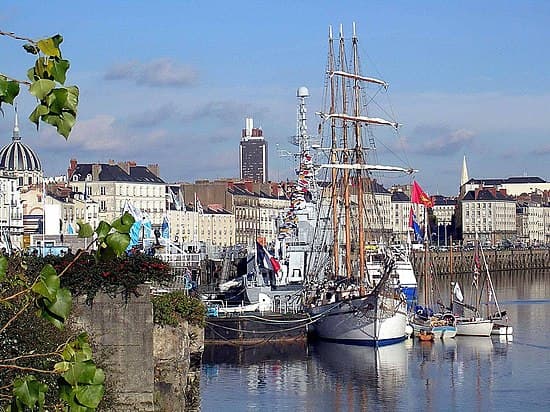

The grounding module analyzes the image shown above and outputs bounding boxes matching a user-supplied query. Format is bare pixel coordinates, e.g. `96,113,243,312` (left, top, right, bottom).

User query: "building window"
100,186,106,195
99,201,106,211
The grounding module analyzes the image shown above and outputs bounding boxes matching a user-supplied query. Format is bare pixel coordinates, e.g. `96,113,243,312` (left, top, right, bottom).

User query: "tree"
0,30,78,138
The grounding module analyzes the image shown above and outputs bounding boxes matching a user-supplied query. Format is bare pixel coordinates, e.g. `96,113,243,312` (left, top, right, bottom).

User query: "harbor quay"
412,247,550,275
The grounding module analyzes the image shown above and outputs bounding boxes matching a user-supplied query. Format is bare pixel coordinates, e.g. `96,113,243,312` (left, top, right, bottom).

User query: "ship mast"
339,24,353,280
351,22,366,287
328,25,340,279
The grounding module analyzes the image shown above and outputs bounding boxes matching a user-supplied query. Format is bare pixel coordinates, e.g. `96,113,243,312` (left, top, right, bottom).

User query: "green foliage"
9,376,48,411
0,75,20,110
77,213,134,262
31,264,72,329
34,251,172,305
1,31,79,138
152,291,206,328
56,334,105,411
0,213,146,411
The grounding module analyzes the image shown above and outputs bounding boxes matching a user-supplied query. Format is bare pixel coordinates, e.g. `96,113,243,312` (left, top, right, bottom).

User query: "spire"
13,105,21,141
461,154,469,187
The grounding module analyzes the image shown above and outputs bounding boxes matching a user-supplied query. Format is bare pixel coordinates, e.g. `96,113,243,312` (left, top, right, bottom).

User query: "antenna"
352,22,356,38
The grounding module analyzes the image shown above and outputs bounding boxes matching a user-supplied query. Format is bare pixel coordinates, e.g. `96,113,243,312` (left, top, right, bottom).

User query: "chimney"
92,163,101,181
117,161,131,175
147,164,160,177
67,158,77,179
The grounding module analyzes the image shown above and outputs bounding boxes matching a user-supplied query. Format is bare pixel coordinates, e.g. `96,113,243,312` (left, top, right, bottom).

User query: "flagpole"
42,179,46,256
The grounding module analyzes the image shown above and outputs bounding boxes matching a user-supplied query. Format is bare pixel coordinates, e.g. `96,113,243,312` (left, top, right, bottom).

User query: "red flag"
411,181,434,208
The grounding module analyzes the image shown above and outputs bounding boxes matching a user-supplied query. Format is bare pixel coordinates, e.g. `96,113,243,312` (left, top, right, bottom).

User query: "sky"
0,0,549,195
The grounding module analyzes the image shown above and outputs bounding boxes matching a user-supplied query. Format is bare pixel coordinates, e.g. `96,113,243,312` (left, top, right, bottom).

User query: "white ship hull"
456,318,493,337
308,294,408,346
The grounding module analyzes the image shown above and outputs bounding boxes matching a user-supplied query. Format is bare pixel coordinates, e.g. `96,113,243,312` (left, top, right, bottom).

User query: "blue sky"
1,0,549,195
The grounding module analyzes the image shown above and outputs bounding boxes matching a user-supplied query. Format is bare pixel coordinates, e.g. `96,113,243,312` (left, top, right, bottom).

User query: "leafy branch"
0,213,137,411
0,29,79,138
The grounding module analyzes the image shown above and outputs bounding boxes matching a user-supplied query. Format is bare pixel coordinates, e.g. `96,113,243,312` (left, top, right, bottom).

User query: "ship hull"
307,294,408,346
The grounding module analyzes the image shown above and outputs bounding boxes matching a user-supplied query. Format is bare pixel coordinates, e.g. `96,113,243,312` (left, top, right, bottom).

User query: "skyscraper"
239,117,268,183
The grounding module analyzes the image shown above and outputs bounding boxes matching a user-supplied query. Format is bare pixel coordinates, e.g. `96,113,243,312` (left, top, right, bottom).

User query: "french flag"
256,242,281,272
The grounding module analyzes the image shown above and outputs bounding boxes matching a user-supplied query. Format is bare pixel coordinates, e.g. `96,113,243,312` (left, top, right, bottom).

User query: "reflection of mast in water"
313,341,408,411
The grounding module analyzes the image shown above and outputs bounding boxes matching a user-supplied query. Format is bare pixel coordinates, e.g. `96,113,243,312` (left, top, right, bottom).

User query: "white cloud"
104,58,198,87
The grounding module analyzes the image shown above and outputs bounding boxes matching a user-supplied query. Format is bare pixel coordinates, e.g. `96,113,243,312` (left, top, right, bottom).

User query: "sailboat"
409,182,457,339
303,23,414,346
453,237,513,336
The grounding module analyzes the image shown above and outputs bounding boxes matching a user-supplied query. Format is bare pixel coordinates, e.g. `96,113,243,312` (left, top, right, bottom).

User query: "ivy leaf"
31,264,60,301
37,34,63,57
92,368,105,385
95,221,112,240
50,58,70,84
46,287,72,321
29,78,55,100
77,221,94,238
29,104,49,127
23,43,39,54
12,376,48,409
0,76,20,105
111,212,135,234
34,56,54,80
37,300,65,329
47,87,69,114
43,111,76,139
0,255,7,282
75,384,104,408
66,85,79,112
105,232,130,256
62,360,97,386
54,361,71,373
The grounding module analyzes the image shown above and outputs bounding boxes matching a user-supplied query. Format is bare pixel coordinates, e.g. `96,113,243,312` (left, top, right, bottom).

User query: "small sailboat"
304,23,414,346
452,237,512,336
409,183,457,339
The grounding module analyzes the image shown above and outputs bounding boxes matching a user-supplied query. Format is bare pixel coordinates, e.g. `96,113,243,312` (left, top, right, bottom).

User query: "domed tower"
0,108,43,188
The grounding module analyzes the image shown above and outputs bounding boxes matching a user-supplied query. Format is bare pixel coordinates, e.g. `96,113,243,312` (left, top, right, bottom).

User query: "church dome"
0,110,42,172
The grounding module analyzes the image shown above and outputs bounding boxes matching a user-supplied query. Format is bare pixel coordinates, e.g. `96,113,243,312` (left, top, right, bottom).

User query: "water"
201,270,550,411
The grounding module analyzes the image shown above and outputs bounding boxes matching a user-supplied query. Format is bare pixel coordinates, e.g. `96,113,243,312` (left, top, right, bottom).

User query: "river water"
200,270,550,411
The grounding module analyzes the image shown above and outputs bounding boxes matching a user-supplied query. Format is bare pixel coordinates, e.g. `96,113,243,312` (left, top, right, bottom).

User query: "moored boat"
304,23,415,346
455,317,493,337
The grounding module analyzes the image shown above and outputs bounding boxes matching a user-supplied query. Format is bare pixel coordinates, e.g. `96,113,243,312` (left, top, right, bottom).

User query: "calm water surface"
201,270,550,411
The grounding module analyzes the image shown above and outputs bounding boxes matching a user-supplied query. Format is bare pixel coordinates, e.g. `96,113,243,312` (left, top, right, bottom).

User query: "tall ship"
303,23,415,346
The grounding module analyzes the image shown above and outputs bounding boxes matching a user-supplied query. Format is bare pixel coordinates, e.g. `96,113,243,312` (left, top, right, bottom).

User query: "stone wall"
70,286,155,411
154,323,204,411
70,286,204,411
412,248,550,275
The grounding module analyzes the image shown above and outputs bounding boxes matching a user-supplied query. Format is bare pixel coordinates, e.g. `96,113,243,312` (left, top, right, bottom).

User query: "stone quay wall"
411,248,550,275
70,286,204,411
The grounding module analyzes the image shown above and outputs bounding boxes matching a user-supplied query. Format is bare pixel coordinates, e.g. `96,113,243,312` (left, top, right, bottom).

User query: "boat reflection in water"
311,341,408,411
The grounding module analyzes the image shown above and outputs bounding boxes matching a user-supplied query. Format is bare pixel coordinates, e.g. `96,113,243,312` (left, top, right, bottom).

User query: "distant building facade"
239,118,268,183
460,188,516,244
67,159,166,225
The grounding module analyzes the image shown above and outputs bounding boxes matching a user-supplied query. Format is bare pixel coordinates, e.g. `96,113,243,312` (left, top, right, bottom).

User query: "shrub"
152,291,206,328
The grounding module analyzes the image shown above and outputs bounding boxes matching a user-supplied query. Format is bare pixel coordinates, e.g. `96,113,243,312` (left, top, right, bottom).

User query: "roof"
462,189,514,202
391,191,410,202
432,195,457,206
71,164,164,183
466,176,546,185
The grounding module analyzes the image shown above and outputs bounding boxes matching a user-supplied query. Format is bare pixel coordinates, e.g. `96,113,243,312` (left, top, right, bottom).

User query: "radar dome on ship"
297,86,309,98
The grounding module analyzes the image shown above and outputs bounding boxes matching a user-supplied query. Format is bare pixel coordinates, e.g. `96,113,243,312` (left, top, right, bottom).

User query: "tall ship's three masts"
305,23,413,346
